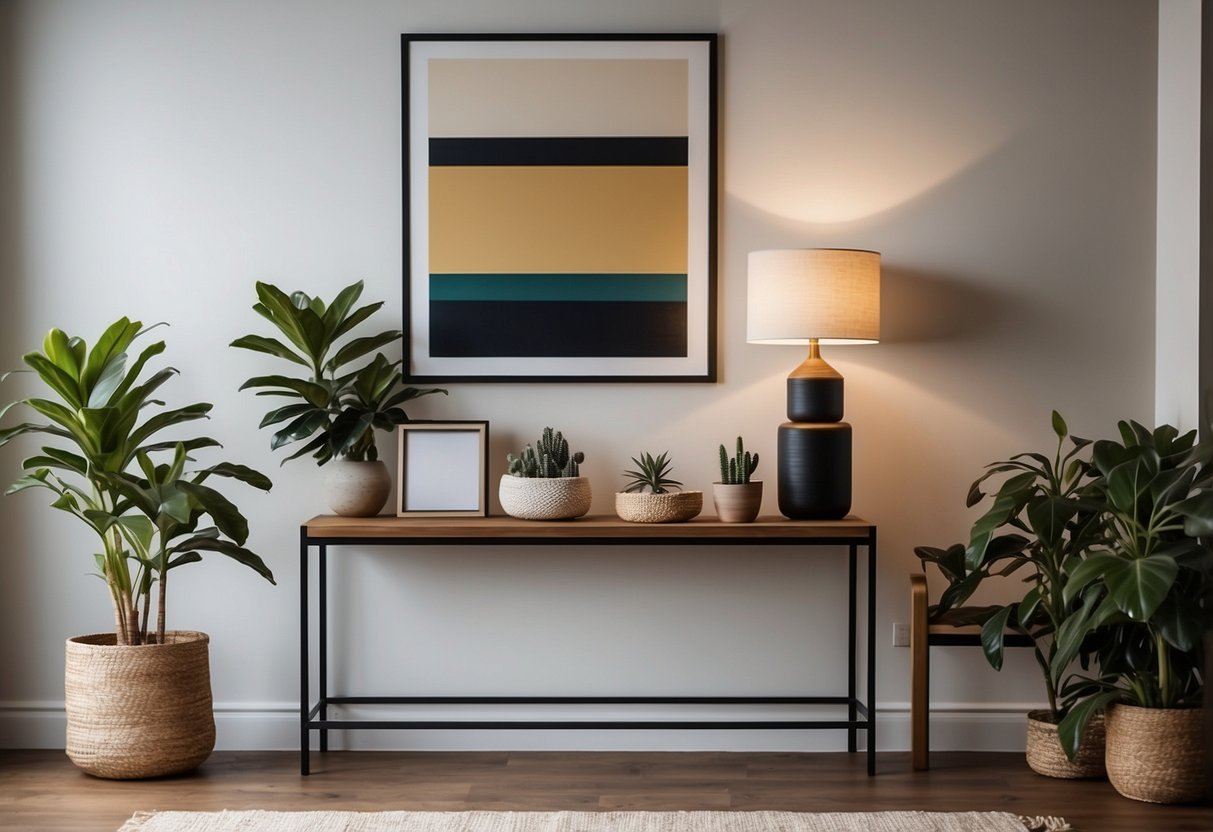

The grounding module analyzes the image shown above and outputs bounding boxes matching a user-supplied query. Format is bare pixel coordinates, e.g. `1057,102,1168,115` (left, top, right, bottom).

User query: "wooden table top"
303,514,875,542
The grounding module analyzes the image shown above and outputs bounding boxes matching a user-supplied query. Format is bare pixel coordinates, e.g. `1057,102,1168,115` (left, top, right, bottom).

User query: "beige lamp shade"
747,249,881,345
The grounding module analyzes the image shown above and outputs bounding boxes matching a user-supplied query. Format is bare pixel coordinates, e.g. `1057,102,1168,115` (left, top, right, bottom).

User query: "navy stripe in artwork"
429,300,688,357
429,137,688,166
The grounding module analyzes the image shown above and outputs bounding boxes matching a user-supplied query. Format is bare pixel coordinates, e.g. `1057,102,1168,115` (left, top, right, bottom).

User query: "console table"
299,514,878,775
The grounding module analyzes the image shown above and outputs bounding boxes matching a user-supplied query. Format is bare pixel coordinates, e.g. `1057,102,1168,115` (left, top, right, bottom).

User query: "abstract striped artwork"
404,36,717,381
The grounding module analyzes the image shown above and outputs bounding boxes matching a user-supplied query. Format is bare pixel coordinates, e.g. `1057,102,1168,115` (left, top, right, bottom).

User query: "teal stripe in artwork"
430,274,687,303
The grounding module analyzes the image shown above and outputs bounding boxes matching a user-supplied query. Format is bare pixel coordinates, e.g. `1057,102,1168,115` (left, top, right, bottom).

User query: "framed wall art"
396,421,489,517
402,33,718,382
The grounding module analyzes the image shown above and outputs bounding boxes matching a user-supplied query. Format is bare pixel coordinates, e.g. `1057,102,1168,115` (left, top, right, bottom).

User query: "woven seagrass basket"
499,475,592,520
1105,703,1209,803
1025,709,1106,779
65,631,215,779
615,491,703,523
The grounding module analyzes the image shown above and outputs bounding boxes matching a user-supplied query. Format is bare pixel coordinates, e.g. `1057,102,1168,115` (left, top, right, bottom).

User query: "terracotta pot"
1105,703,1210,803
499,475,592,520
615,490,703,523
712,482,763,523
1025,709,1106,779
65,631,215,779
322,459,392,516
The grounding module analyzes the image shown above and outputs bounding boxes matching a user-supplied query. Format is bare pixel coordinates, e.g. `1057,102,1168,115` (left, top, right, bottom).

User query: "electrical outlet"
892,622,910,647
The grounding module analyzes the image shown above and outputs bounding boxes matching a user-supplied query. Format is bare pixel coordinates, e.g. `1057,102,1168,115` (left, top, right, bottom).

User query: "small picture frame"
397,421,489,517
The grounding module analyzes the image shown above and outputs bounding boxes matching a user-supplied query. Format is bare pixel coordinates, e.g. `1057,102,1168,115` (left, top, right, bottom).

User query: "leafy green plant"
718,437,759,484
0,318,275,645
621,451,682,494
507,427,584,478
915,411,1105,725
1055,421,1213,757
231,280,445,464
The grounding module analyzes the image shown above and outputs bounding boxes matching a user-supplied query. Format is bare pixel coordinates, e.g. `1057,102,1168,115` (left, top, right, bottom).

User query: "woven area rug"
116,810,1073,832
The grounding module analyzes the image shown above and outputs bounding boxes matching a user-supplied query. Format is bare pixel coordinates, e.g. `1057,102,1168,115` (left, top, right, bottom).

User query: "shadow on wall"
880,267,1013,344
0,1,37,702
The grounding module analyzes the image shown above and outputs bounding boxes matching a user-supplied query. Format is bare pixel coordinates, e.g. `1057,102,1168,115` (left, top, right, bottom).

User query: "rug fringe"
1017,816,1073,832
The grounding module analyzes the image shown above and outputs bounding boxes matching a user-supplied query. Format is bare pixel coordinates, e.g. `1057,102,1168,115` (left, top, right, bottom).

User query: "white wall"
1157,0,1201,430
0,0,1158,752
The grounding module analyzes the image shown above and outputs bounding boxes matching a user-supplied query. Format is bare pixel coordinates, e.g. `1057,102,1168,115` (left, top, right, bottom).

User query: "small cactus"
718,436,759,484
507,427,585,478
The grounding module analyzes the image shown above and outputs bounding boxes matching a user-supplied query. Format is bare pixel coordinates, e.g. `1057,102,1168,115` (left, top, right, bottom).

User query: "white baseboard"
0,700,1035,753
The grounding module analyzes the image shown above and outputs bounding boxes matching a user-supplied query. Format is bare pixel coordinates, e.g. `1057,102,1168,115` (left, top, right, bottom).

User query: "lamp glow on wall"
747,249,881,519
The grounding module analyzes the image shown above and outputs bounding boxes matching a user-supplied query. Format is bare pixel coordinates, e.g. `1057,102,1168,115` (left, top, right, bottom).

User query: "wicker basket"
615,491,703,523
65,631,215,779
499,475,592,520
1105,703,1210,803
1025,709,1106,779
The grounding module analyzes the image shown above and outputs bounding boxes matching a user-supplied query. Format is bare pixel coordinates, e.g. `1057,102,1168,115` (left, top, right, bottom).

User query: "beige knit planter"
1105,703,1210,803
65,631,215,779
615,491,703,523
322,459,392,516
499,475,592,520
712,482,763,523
1025,709,1106,779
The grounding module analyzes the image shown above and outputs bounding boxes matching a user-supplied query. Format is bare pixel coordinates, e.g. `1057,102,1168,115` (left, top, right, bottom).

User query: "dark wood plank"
1,750,1209,832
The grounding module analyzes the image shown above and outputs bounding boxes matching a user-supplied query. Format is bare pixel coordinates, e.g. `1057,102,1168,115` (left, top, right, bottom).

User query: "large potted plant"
0,318,275,778
500,427,590,520
915,412,1108,778
1055,421,1212,803
231,280,445,516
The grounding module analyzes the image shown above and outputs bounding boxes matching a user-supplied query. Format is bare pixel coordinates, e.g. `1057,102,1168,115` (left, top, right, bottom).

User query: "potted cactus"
499,427,591,520
615,451,702,523
713,437,762,522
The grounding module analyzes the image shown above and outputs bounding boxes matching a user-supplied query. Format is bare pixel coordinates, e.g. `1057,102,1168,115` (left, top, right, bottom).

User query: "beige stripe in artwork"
429,165,688,274
428,59,688,138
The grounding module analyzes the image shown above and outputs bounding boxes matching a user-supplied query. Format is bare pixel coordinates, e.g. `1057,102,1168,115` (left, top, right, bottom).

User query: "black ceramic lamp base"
777,421,852,520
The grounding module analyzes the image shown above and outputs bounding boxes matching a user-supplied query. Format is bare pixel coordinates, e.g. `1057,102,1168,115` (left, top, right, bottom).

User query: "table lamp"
746,249,881,519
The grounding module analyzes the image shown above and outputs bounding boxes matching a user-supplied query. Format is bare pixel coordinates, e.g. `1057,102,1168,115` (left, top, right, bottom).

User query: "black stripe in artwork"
429,137,688,166
430,301,688,357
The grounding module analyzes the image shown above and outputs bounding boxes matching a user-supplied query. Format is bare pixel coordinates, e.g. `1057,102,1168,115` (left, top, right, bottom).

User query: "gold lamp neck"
789,338,842,380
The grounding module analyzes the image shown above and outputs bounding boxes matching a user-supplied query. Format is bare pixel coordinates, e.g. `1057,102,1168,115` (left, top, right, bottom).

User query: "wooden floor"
0,750,1209,832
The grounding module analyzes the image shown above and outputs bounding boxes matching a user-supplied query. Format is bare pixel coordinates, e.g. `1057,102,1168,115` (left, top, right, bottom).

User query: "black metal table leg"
847,544,857,753
319,544,329,753
299,526,310,776
867,528,878,775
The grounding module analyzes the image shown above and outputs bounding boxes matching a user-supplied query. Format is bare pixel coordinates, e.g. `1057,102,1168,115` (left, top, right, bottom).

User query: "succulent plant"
507,427,584,478
718,436,759,484
621,451,683,494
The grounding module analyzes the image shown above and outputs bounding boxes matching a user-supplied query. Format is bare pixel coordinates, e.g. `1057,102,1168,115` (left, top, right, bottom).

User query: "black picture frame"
402,33,718,383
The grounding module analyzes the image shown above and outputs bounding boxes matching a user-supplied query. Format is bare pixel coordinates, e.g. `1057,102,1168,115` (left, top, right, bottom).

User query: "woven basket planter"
65,631,215,779
1105,703,1210,803
1025,709,1105,779
615,491,703,523
499,475,592,520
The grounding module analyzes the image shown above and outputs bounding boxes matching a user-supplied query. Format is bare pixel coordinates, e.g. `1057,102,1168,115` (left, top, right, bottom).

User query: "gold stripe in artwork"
429,165,688,275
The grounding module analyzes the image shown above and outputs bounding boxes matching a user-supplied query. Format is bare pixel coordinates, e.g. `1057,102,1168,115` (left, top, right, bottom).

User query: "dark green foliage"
1,318,274,645
718,436,759,484
232,280,446,464
507,427,584,478
622,451,682,494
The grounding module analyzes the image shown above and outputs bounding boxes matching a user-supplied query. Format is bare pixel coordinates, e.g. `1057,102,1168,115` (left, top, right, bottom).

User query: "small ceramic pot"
322,459,392,517
712,482,763,522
